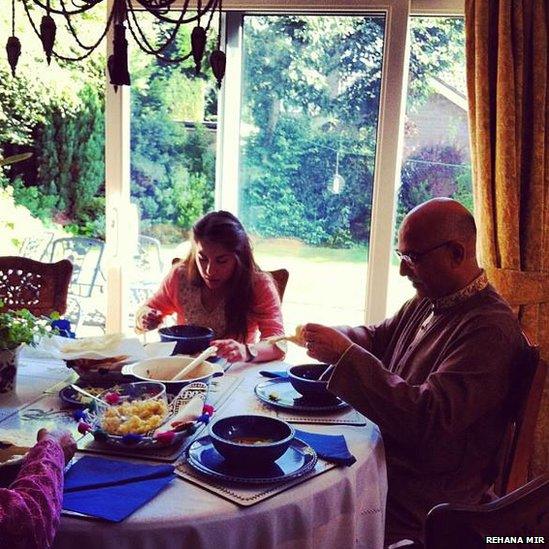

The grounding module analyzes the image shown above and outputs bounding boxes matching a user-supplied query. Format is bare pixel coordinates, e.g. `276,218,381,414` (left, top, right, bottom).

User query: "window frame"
105,0,466,332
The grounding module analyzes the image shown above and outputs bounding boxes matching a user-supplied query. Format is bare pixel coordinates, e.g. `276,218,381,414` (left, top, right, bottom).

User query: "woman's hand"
139,307,163,331
303,323,353,365
212,339,247,363
37,428,77,464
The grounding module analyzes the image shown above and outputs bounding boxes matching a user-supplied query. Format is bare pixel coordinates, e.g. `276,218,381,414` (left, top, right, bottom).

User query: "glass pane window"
388,16,472,316
127,12,219,333
239,15,385,359
0,9,106,336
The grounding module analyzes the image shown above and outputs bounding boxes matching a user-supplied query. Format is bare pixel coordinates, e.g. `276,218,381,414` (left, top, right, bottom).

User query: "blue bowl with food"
208,415,294,464
288,363,333,398
159,325,215,355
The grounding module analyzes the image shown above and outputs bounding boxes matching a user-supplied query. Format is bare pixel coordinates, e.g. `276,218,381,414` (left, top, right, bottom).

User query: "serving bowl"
208,415,294,464
95,381,168,436
288,363,333,398
158,325,214,355
121,356,223,394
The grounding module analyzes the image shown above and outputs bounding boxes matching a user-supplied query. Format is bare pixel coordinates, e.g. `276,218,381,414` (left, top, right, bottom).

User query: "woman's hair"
185,210,259,341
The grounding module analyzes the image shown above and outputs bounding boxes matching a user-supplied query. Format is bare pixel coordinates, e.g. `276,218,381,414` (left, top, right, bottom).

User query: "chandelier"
5,0,226,89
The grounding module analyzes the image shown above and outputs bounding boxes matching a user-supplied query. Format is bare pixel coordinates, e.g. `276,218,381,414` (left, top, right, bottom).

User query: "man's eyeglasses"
395,241,452,265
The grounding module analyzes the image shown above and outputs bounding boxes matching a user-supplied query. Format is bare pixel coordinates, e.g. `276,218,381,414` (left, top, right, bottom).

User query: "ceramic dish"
59,382,121,408
186,436,317,484
254,378,348,412
209,415,294,463
121,356,223,394
81,382,209,449
288,363,332,397
158,325,214,355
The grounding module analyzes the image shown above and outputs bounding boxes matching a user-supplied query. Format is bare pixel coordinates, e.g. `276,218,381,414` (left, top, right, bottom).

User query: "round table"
11,358,388,549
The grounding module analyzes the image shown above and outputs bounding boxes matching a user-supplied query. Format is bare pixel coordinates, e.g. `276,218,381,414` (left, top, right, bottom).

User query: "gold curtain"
465,0,548,476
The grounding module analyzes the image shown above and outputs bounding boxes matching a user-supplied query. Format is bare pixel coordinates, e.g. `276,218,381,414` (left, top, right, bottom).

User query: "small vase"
0,346,20,393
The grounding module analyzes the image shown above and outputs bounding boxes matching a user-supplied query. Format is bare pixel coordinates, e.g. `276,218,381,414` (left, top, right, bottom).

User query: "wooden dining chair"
491,334,546,496
268,268,289,301
424,474,549,549
0,256,73,316
170,258,290,302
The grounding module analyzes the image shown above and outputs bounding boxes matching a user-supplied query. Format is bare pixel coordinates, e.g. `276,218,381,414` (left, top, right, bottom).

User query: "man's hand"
37,428,77,464
212,339,247,363
303,323,353,364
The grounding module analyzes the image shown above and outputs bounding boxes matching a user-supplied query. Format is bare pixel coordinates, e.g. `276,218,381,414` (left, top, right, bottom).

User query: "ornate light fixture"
5,0,226,89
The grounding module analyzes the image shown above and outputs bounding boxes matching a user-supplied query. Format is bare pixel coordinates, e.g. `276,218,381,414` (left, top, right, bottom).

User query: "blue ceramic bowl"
159,325,215,355
288,363,332,398
209,415,295,464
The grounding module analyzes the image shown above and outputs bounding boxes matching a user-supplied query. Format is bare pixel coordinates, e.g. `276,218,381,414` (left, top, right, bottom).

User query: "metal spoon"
70,384,109,406
171,346,218,381
318,364,335,381
70,385,127,421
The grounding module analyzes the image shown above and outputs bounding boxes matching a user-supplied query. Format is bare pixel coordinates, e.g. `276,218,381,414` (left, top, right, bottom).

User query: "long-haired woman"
136,211,285,363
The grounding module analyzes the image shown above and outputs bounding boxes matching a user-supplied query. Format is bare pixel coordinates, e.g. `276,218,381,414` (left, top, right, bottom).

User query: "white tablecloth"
4,357,387,549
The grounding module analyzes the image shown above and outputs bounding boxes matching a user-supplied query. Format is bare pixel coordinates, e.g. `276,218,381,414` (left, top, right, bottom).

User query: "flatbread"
60,334,124,354
66,355,129,371
0,442,30,468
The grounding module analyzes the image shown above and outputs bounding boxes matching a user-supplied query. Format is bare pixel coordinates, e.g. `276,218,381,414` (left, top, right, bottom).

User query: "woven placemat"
214,374,365,426
251,398,367,425
175,457,335,507
76,376,242,462
207,374,242,409
77,423,208,462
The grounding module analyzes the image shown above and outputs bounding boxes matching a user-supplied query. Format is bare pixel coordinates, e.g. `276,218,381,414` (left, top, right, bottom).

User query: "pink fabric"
0,439,65,549
145,265,284,343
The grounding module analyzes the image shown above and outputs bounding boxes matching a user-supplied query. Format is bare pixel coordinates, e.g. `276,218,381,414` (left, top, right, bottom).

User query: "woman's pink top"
144,265,284,343
0,439,65,549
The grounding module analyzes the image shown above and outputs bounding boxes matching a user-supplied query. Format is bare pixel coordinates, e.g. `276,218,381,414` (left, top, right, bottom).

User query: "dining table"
0,351,388,549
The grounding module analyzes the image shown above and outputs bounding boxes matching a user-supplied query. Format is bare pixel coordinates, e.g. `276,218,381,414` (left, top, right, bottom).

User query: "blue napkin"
51,318,76,339
295,429,356,467
259,370,288,379
63,456,175,522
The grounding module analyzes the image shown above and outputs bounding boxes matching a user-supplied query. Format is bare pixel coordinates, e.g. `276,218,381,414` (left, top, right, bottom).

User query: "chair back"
268,269,289,301
136,235,164,275
50,237,105,298
19,231,54,261
425,475,549,549
493,334,546,495
171,258,289,302
0,256,73,316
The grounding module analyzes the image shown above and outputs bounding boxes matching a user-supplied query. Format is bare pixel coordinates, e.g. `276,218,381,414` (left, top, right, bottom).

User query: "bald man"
304,198,524,544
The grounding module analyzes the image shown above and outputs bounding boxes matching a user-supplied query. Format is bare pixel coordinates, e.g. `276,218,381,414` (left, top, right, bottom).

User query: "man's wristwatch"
245,343,258,363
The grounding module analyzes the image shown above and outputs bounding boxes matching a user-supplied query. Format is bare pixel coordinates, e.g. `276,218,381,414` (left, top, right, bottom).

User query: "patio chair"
18,231,55,261
135,235,164,275
0,256,72,316
49,236,105,298
49,236,107,333
424,475,549,549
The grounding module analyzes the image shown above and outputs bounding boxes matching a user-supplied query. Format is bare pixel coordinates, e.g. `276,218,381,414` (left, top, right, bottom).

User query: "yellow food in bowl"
101,399,168,435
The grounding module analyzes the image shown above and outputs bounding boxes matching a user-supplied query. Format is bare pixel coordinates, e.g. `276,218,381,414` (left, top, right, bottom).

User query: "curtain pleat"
465,0,548,478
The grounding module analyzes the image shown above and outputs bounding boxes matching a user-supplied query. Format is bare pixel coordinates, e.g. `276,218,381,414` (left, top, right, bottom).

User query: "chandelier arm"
28,0,103,16
21,0,113,61
133,0,218,25
126,0,214,60
126,0,186,56
58,0,115,50
216,0,221,49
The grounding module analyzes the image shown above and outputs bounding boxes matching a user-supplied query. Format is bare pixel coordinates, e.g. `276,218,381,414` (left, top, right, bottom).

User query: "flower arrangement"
0,299,57,350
